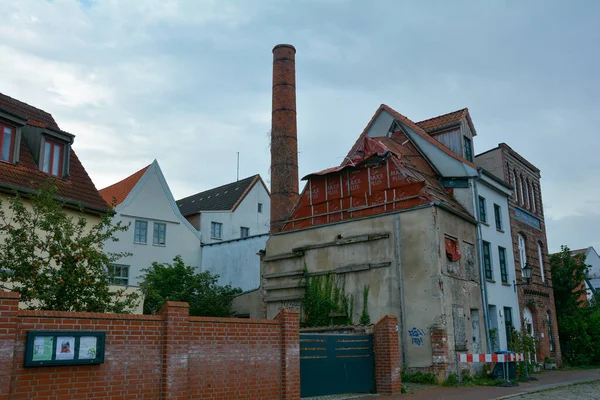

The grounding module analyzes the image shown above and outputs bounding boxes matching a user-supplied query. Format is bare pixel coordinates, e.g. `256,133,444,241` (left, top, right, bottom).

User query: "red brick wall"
0,291,300,400
373,315,402,394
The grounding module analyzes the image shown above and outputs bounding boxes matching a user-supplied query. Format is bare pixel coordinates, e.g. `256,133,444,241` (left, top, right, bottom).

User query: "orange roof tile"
416,108,468,133
99,165,150,207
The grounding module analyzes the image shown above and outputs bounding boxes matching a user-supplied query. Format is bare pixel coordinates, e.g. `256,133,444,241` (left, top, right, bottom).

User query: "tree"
139,256,242,317
0,184,139,313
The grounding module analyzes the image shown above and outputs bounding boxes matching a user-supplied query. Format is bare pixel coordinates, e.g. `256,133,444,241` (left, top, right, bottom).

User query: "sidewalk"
356,369,600,400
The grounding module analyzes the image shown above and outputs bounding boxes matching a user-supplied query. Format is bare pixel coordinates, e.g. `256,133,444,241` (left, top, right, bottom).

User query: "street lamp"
514,263,533,293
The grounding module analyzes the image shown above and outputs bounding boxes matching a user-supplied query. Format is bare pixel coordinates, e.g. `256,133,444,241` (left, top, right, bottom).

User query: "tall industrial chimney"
270,44,299,233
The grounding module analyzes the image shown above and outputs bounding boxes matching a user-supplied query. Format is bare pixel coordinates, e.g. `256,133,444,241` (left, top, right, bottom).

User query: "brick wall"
0,291,300,400
373,315,402,394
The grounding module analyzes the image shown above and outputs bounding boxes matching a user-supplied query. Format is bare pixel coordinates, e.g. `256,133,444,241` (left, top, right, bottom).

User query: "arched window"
524,179,530,209
538,242,545,282
519,175,525,206
547,313,554,352
518,234,527,276
513,170,519,202
531,183,537,213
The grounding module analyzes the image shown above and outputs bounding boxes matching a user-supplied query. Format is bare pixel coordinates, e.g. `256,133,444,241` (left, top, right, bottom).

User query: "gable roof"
416,108,477,136
176,174,268,216
571,248,589,256
99,164,150,207
0,92,108,213
345,104,479,171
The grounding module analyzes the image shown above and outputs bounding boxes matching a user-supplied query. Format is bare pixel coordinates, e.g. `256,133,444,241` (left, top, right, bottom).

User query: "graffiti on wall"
408,327,428,346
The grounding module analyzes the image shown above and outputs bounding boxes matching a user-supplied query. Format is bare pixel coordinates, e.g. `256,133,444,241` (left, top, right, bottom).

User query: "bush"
400,370,436,384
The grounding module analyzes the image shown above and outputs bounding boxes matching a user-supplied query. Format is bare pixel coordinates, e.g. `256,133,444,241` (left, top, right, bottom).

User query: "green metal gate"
300,333,375,398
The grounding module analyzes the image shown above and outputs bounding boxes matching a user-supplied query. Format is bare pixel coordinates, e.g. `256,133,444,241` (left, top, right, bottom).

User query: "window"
0,123,15,162
134,220,148,243
258,203,263,213
504,307,513,349
538,242,545,282
513,170,519,201
524,180,530,209
531,183,537,213
494,204,502,230
547,313,554,352
499,246,508,283
108,264,129,286
42,138,64,177
483,241,492,280
153,222,166,245
518,175,525,206
518,234,527,276
478,196,487,223
240,227,249,238
211,222,222,239
463,137,473,162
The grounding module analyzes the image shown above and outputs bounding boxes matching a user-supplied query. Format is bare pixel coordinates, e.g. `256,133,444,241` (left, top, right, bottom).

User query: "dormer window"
1,123,15,163
42,138,64,177
463,136,473,162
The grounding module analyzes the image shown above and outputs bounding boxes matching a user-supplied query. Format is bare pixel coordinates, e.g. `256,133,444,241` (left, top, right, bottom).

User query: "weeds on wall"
301,265,354,327
359,284,371,325
509,327,539,376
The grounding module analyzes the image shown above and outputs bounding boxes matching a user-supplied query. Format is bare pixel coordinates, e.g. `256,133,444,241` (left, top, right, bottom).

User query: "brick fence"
0,291,299,400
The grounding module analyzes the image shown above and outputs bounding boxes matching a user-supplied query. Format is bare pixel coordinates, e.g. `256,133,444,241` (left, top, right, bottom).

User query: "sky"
0,0,598,253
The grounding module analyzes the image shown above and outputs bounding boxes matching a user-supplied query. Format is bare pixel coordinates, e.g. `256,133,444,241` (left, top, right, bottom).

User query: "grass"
401,370,436,385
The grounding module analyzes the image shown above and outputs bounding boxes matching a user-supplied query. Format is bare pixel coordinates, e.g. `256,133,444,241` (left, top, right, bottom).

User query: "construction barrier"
458,353,525,363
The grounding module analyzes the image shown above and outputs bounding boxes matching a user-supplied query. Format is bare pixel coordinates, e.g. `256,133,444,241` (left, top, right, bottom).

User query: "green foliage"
301,266,354,327
400,370,436,384
508,326,538,374
443,373,459,387
549,245,600,366
359,284,371,325
139,256,242,317
489,328,498,352
0,183,139,313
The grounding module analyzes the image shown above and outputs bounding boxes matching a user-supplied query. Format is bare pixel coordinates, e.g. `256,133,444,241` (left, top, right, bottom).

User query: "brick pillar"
0,291,19,400
158,301,190,400
430,326,449,382
275,308,300,400
373,315,402,394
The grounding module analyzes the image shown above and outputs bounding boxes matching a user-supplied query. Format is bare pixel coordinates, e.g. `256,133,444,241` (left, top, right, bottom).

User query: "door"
300,333,375,398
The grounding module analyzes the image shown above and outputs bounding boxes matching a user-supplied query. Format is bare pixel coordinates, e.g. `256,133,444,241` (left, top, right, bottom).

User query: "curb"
492,377,600,399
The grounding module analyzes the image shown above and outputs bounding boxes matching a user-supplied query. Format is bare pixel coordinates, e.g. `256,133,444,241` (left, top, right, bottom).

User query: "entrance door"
471,309,481,353
523,307,537,362
300,333,375,398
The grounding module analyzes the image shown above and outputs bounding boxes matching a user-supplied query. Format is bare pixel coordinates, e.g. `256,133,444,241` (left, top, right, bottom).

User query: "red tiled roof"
345,104,479,170
99,165,150,207
0,92,60,130
571,248,588,255
0,92,108,212
416,108,468,133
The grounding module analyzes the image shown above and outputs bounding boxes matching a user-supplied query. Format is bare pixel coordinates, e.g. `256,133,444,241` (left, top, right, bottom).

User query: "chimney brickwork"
270,44,299,233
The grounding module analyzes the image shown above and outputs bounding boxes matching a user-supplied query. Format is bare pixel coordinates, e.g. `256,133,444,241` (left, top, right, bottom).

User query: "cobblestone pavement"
516,380,600,399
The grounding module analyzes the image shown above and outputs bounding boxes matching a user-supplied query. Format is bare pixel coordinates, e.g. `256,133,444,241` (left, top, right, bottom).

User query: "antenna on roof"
237,152,240,181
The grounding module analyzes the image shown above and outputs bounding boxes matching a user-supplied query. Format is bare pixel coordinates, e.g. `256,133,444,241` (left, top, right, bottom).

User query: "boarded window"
453,305,467,351
445,237,461,262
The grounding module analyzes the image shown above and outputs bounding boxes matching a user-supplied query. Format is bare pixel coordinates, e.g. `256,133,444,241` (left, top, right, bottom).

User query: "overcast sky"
0,0,598,253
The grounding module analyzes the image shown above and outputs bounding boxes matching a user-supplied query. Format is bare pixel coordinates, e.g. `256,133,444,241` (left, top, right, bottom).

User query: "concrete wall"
232,289,264,319
475,148,504,181
105,167,202,286
476,179,521,351
200,182,270,244
201,234,268,291
259,206,484,372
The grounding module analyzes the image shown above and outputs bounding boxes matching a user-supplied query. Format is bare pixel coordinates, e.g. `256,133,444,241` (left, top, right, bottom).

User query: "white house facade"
100,160,202,287
477,170,521,351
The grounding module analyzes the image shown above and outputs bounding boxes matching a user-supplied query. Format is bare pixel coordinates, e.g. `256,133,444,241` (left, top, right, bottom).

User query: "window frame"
41,137,64,177
210,221,223,239
0,122,16,163
538,242,545,282
108,264,129,286
463,136,473,162
483,241,493,280
240,226,250,238
134,220,148,244
494,204,502,230
153,222,167,246
504,307,513,348
478,196,487,223
518,234,527,276
499,246,508,283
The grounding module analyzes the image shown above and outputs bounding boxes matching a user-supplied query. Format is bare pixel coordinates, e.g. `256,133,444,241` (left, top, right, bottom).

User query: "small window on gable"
42,138,64,177
0,123,15,163
153,222,166,246
463,137,473,162
134,220,148,244
211,222,223,239
258,203,263,213
445,237,461,262
240,227,249,238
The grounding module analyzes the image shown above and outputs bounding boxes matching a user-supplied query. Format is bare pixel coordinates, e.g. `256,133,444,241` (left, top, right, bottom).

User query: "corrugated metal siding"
433,128,462,156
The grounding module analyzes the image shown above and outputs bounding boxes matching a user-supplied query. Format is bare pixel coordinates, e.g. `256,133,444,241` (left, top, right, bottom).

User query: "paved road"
516,380,600,399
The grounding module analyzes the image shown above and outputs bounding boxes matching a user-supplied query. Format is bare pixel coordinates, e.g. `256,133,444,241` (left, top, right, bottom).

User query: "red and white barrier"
458,353,525,363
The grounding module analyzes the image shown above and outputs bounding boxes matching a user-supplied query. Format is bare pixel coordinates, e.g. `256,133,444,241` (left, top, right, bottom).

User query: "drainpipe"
393,214,408,365
473,172,492,352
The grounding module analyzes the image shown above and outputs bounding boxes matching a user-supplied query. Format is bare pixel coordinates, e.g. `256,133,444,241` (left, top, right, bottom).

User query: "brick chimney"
270,44,299,233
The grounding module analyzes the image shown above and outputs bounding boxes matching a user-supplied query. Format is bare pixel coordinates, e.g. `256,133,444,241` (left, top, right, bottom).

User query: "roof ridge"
0,92,55,119
415,108,468,125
